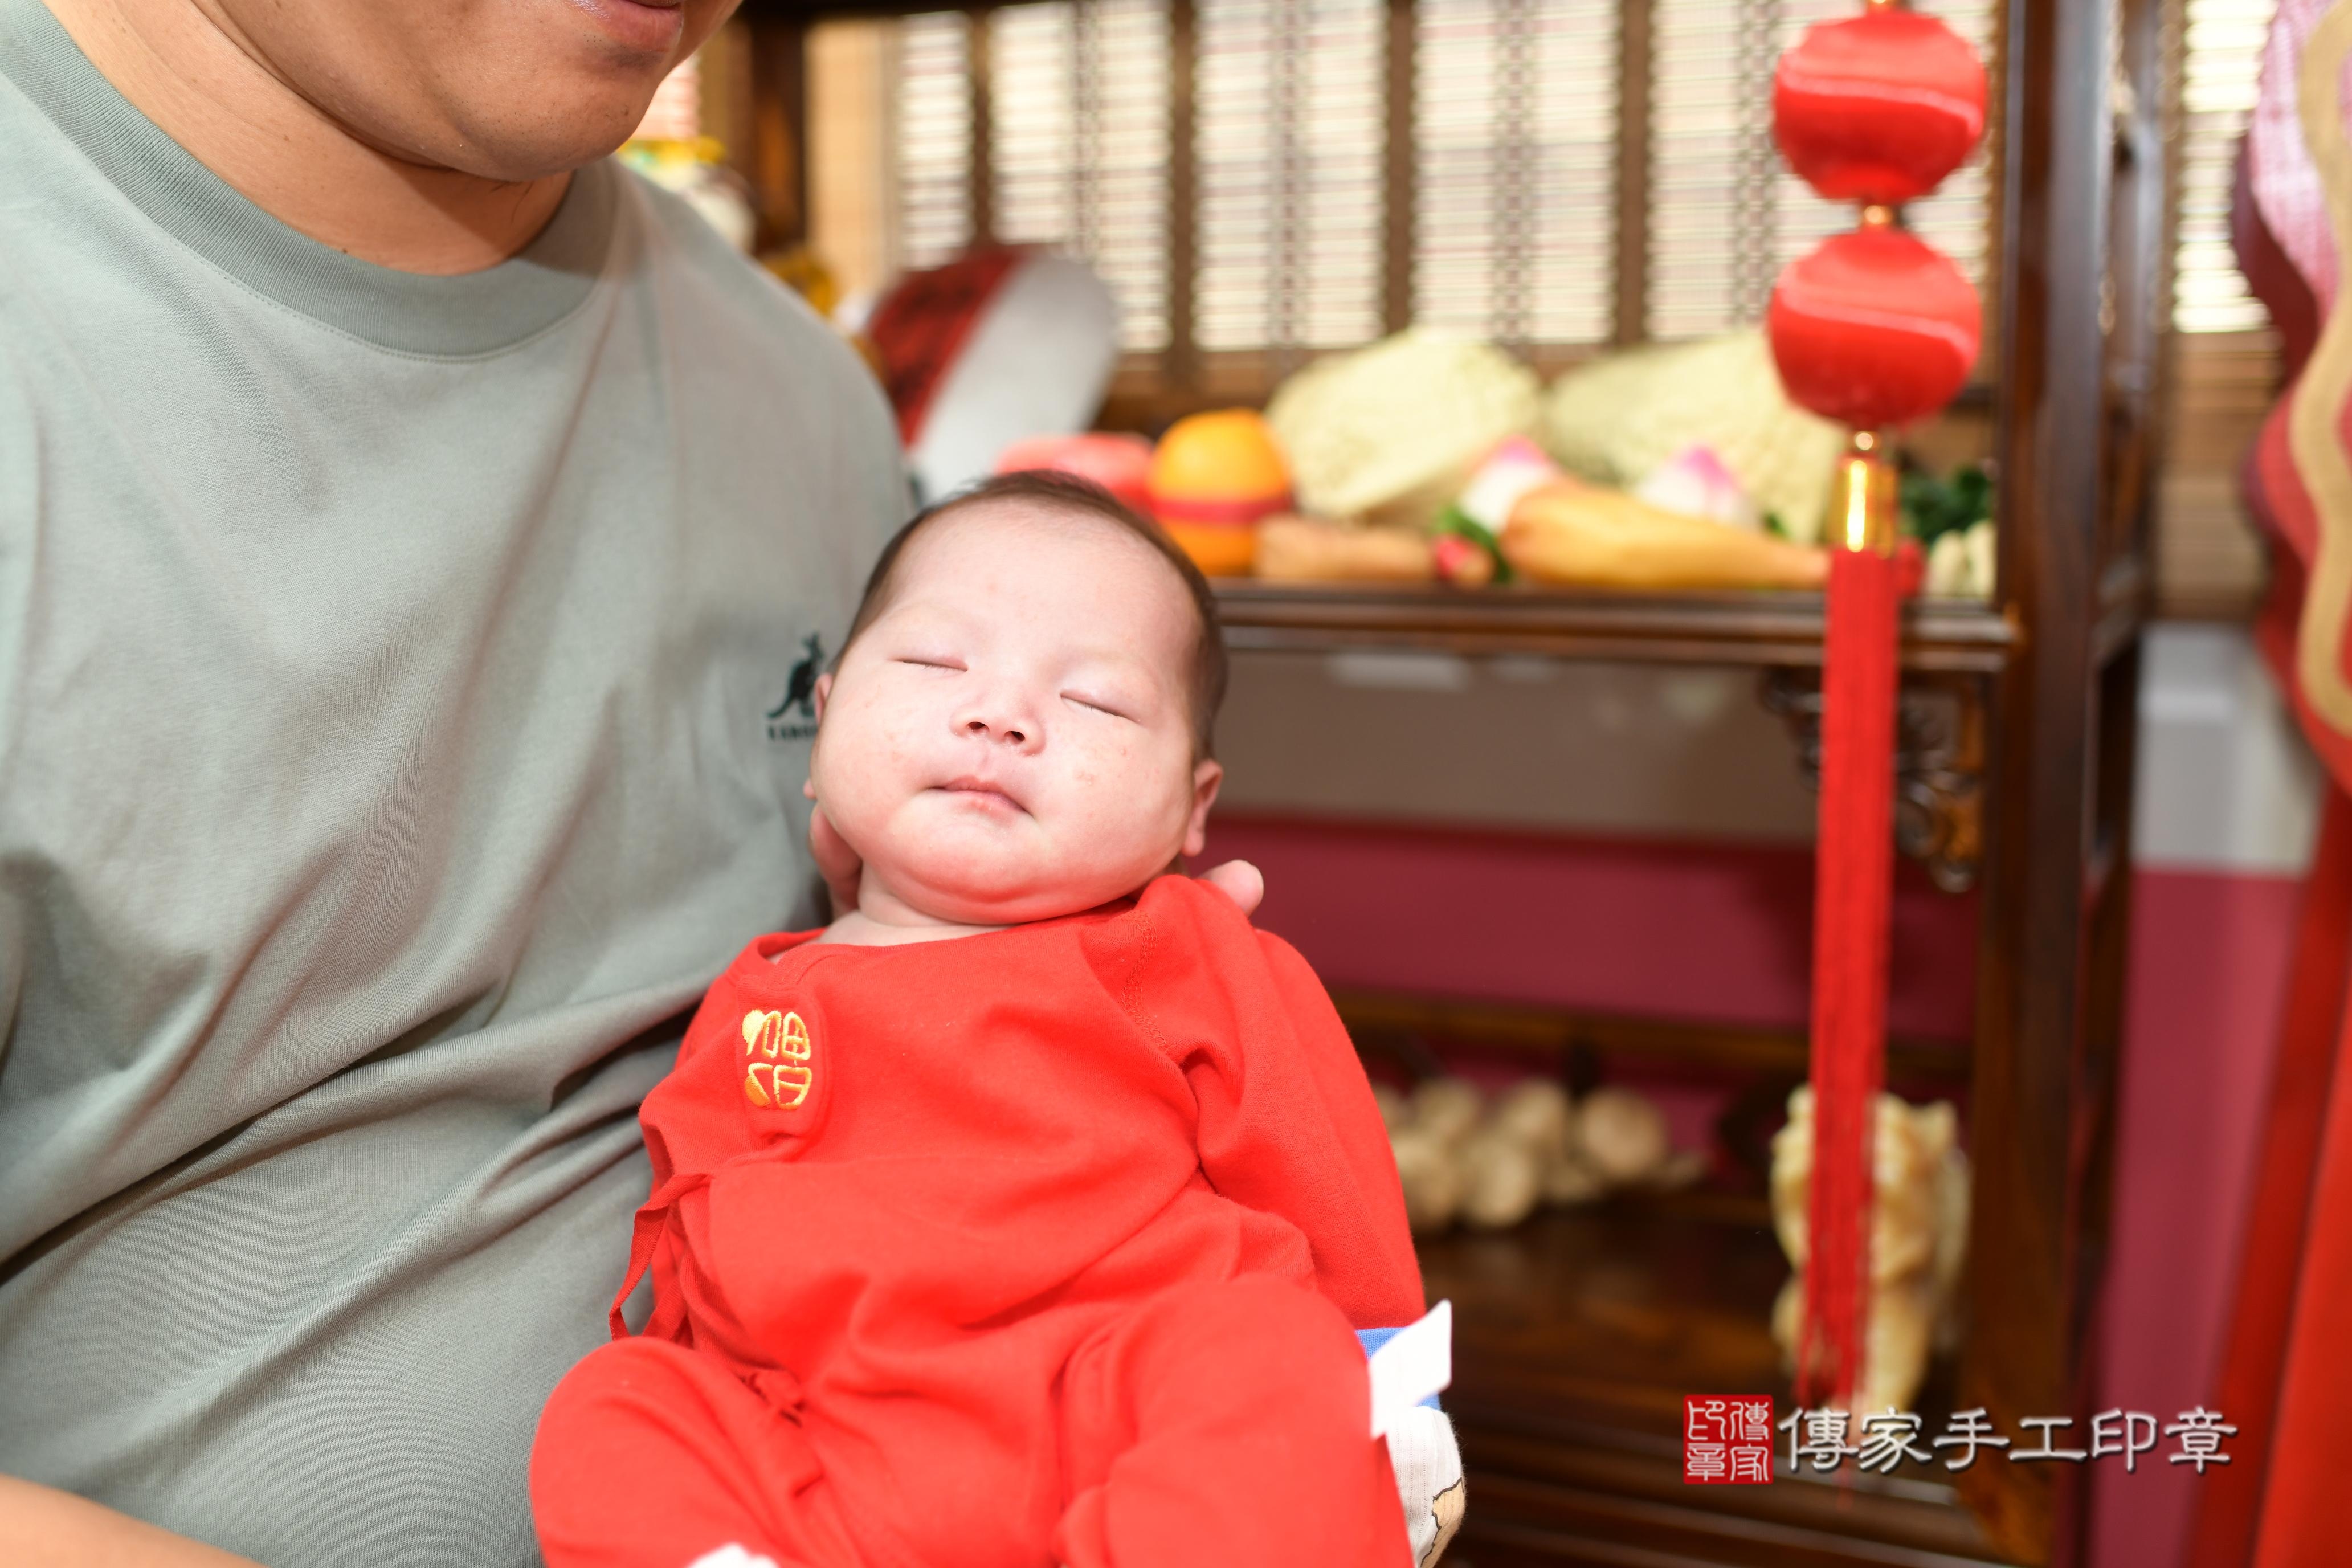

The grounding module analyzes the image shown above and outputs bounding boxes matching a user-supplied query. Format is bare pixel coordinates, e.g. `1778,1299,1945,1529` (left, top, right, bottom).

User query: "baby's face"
809,502,1222,927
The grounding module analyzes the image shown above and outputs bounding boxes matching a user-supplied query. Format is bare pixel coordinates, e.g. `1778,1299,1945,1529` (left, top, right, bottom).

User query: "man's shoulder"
616,166,853,369
608,162,909,535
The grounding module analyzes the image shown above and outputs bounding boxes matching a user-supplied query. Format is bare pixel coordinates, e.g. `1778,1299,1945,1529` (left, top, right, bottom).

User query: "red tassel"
1765,0,1985,1414
1798,544,1903,1407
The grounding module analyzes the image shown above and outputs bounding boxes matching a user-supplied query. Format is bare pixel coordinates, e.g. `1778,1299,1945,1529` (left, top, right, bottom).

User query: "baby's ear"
813,672,834,721
1181,758,1224,859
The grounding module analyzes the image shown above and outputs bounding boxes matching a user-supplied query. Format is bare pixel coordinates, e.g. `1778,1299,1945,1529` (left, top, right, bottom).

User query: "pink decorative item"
1633,446,1761,531
995,432,1157,514
1453,436,1566,535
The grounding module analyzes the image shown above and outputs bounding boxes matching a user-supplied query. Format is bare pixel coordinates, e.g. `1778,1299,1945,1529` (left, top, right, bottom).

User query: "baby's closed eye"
1061,689,1137,720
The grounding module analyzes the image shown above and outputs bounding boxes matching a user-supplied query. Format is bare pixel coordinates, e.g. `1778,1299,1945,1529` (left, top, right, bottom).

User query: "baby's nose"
964,716,1030,747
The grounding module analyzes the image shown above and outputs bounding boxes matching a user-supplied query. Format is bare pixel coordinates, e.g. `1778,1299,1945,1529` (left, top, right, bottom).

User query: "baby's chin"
875,842,1171,928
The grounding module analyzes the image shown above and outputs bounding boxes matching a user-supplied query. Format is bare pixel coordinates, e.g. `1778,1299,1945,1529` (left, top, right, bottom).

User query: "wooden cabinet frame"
734,0,2163,1558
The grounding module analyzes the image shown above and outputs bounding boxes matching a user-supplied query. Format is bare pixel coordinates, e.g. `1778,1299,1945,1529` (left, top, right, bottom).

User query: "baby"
530,473,1431,1568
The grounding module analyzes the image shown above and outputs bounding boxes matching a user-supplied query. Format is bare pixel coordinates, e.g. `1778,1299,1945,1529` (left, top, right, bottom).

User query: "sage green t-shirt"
0,3,908,1562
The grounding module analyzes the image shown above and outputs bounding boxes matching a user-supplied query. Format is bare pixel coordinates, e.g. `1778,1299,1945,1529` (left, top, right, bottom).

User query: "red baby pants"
530,1276,1410,1568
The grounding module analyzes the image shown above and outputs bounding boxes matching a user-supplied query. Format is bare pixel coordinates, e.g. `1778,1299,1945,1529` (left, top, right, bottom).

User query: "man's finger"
1197,858,1264,917
808,804,863,916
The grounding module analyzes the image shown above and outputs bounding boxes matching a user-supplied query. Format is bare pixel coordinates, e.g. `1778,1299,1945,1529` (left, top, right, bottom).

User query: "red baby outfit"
530,875,1424,1568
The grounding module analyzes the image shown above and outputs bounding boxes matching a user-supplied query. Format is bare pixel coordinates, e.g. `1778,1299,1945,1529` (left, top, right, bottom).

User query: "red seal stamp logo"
1684,1395,1774,1484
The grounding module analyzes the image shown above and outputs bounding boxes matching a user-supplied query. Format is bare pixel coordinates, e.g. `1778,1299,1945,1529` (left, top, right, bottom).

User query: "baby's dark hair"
843,469,1230,756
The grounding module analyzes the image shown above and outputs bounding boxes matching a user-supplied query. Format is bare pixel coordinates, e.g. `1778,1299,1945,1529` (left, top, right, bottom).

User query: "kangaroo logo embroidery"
742,1008,815,1110
766,633,825,742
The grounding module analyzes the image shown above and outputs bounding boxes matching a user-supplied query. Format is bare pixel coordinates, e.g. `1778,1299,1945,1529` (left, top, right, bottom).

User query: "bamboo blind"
2157,0,2280,618
817,0,1996,371
799,0,2281,612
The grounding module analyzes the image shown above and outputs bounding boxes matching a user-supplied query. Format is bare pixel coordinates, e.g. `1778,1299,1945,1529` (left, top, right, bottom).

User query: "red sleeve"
1104,876,1424,1329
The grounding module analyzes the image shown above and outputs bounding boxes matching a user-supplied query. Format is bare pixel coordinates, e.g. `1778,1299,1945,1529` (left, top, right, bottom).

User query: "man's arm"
0,1477,259,1568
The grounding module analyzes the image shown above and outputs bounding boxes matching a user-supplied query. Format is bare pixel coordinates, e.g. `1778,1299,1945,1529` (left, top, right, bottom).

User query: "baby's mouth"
936,777,1026,815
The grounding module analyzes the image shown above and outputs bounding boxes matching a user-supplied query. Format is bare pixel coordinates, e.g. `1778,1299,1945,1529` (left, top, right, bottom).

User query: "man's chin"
405,59,672,181
435,109,652,182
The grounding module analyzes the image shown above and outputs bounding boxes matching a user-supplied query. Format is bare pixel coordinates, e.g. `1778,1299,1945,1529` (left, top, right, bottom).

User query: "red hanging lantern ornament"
1767,0,1985,1411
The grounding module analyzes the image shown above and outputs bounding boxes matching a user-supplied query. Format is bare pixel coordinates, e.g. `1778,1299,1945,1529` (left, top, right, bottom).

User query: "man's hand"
808,803,864,919
0,1476,258,1567
807,806,1263,921
1195,857,1264,918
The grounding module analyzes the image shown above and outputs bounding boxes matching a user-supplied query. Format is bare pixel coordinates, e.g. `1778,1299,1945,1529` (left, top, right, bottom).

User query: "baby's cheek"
1097,738,1194,845
1068,734,1144,801
837,695,927,770
817,704,918,826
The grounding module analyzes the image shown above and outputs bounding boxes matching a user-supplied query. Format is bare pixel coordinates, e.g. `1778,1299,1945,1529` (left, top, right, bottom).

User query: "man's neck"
43,0,569,274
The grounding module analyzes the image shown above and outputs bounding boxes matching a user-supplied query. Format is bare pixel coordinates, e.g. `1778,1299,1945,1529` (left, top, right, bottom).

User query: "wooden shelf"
1424,1204,2011,1567
1334,990,1973,1089
1212,582,2019,675
724,0,2164,1553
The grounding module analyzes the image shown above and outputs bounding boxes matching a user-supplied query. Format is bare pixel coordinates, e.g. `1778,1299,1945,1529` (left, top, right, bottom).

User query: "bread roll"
1459,1128,1542,1230
1489,1079,1573,1163
1254,516,1436,582
1577,1086,1672,1185
1391,1127,1468,1236
1410,1078,1484,1149
1541,1153,1606,1207
1501,480,1828,591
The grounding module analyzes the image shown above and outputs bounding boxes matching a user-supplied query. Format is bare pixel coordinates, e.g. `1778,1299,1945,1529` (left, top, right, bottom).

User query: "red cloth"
2190,786,2352,1568
2248,812,2352,1568
530,875,1422,1568
2187,71,2352,1562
